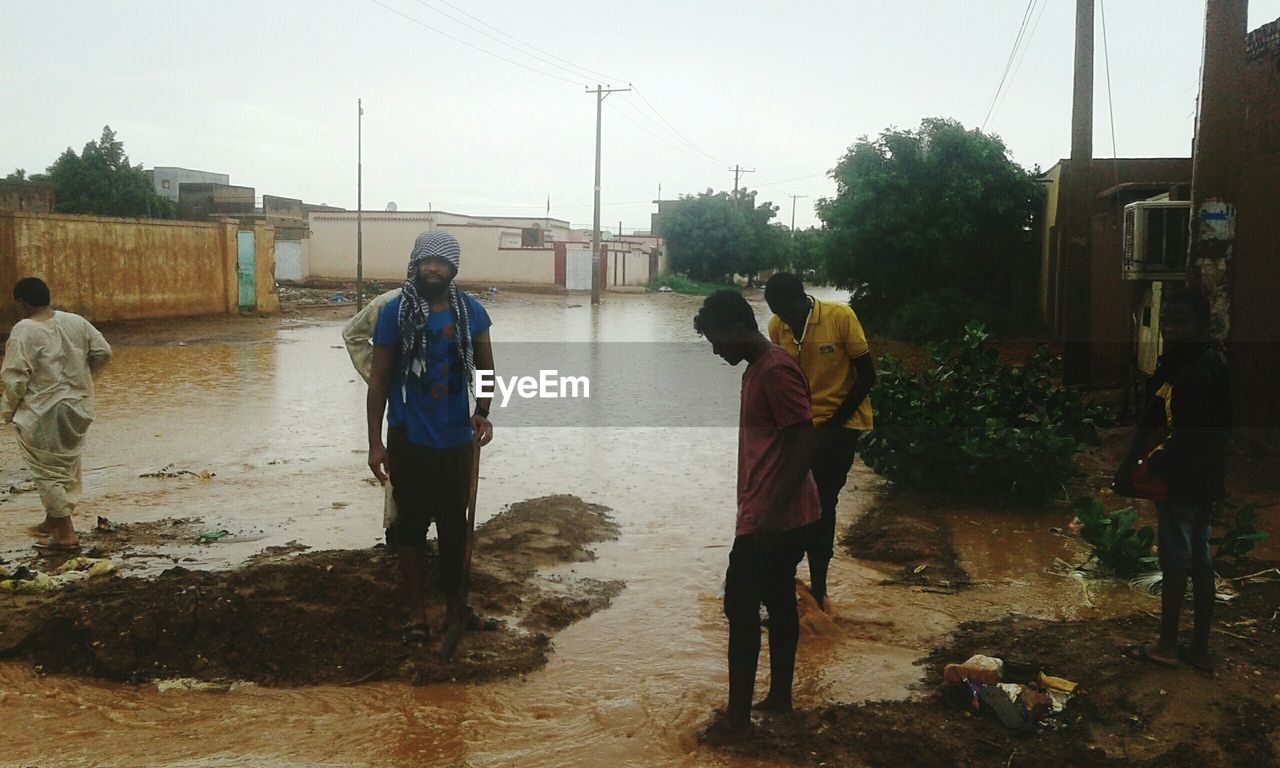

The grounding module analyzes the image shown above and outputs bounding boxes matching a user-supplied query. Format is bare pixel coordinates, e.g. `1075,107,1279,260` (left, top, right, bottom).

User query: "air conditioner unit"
1122,200,1191,280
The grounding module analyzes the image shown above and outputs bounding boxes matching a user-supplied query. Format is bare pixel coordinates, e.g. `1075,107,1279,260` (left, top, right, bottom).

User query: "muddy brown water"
0,290,1152,767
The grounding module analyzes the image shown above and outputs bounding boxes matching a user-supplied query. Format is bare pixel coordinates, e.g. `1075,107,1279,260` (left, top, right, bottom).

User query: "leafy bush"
1073,498,1157,578
363,279,385,296
648,273,730,296
887,288,1002,342
860,323,1113,501
1212,503,1269,560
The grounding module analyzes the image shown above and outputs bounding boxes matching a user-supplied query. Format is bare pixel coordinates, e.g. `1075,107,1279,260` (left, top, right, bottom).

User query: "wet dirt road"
0,290,1152,767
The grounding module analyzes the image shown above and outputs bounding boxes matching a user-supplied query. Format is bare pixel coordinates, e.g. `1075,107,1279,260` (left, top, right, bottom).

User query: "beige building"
308,210,573,287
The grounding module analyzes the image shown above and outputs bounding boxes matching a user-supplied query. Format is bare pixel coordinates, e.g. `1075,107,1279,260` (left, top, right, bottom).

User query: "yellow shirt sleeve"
843,307,870,360
767,315,781,344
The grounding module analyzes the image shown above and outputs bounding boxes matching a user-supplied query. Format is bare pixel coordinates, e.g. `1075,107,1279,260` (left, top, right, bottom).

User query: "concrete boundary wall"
0,212,252,333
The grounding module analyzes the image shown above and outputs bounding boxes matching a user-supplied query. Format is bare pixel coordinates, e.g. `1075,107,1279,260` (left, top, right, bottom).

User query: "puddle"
0,289,1153,767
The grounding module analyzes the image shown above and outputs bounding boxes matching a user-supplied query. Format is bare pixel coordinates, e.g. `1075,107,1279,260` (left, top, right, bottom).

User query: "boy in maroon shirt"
695,290,821,739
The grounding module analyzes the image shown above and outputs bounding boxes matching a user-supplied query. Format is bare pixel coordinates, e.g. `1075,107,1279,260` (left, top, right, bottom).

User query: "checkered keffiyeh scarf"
397,230,474,392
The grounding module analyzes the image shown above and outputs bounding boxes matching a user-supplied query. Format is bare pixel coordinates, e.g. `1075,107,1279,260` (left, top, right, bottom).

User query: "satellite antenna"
386,201,398,212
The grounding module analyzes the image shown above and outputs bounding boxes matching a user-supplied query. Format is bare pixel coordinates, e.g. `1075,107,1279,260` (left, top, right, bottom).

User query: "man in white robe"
2,278,111,551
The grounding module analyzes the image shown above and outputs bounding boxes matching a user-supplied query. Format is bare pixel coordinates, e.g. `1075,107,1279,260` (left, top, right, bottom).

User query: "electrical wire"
989,0,1050,126
408,0,593,85
367,0,584,86
1100,0,1120,183
980,0,1039,130
430,0,627,83
605,101,724,166
627,87,728,165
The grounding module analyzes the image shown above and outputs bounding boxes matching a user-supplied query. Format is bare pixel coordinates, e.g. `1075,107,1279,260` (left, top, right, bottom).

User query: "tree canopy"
661,189,788,283
7,126,175,219
817,118,1043,336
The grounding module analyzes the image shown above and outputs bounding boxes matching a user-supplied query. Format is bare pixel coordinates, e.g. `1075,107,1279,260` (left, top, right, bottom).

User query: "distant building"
178,183,255,221
146,167,230,202
0,180,54,213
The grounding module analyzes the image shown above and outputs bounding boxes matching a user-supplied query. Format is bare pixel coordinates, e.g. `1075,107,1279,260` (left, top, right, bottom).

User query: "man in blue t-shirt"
366,230,494,647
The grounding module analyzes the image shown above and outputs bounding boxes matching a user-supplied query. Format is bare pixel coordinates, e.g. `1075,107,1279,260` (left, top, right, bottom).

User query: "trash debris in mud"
936,653,1077,731
715,569,1280,768
6,481,37,495
0,557,118,593
0,495,623,687
140,464,216,480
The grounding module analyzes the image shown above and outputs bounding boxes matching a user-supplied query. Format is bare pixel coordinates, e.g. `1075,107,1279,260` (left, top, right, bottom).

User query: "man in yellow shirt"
765,273,876,610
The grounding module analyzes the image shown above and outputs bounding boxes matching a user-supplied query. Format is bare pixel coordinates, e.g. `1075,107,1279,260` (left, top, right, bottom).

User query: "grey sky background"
4,1,1278,231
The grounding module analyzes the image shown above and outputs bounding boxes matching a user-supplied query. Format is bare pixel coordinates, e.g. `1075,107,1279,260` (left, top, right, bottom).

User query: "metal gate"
236,230,256,310
565,247,592,291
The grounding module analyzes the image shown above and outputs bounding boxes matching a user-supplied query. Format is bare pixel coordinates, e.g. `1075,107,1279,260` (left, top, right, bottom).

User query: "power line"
980,0,1039,130
627,87,728,165
990,0,1050,125
605,101,721,165
367,0,583,86
408,0,593,85
1100,0,1120,176
430,0,626,83
752,172,829,189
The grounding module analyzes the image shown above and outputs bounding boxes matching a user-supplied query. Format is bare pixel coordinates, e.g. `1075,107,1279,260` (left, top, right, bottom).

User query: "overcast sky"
4,1,1278,231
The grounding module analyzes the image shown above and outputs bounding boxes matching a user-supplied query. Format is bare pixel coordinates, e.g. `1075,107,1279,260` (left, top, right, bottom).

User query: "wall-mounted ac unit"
1122,200,1191,280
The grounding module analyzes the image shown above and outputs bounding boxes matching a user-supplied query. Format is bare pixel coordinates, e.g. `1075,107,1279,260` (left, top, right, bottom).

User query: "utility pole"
730,164,756,198
789,194,808,271
588,84,630,305
1188,0,1247,345
788,194,808,237
1062,0,1094,386
357,98,364,311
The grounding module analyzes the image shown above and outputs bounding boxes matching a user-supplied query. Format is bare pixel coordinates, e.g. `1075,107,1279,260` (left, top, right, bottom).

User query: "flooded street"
1,290,1153,767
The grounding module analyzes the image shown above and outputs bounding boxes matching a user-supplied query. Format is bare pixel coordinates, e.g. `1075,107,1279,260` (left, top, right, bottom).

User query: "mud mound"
0,496,623,687
715,568,1280,768
478,494,620,572
843,501,969,590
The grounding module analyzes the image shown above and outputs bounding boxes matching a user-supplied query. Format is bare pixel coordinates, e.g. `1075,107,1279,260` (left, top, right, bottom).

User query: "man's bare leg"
399,545,430,637
42,515,78,548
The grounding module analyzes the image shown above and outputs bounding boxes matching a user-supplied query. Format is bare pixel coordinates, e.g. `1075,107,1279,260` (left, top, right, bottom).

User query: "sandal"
1177,643,1214,673
1128,643,1178,669
33,541,82,554
400,623,430,647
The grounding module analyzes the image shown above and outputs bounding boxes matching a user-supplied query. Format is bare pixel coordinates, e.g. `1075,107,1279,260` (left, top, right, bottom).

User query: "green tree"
662,189,785,282
817,118,1043,336
40,126,176,218
790,227,830,282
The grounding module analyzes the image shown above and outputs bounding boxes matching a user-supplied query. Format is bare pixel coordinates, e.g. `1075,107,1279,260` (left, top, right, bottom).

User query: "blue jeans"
1156,500,1214,578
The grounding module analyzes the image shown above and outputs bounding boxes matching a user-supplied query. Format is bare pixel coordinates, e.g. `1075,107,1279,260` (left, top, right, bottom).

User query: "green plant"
648,273,730,296
1073,498,1157,578
363,279,385,296
1212,503,1269,560
887,288,1002,342
860,323,1113,501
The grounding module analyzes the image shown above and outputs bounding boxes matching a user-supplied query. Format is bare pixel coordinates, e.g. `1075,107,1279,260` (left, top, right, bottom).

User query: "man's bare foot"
751,696,793,713
28,517,56,537
1129,642,1178,669
700,713,754,745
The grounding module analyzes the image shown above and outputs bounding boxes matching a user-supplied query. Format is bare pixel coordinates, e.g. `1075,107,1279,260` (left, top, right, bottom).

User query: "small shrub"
1073,498,1157,578
363,279,385,296
887,288,1002,342
1212,502,1269,560
648,273,730,296
860,323,1112,501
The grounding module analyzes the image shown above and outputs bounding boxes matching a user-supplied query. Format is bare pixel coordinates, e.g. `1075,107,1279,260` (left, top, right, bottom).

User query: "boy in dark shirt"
1117,288,1230,671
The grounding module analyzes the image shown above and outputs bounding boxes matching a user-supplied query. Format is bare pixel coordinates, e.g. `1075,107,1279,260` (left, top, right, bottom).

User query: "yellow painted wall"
0,212,263,333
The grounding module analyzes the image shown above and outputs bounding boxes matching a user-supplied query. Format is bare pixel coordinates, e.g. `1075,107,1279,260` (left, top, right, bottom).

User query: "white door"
566,248,592,291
